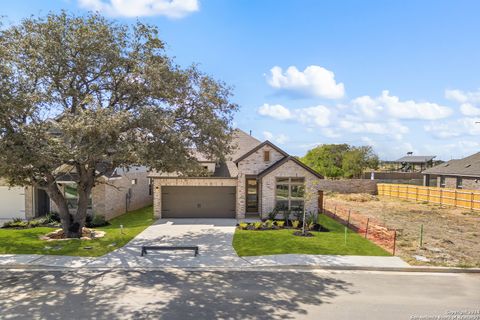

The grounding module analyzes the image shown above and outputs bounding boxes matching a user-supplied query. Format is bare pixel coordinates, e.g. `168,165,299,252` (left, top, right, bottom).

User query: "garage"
0,186,26,220
162,186,236,218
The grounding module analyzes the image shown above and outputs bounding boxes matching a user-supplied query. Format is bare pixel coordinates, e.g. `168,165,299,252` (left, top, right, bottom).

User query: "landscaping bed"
233,214,390,257
0,206,154,257
325,193,480,267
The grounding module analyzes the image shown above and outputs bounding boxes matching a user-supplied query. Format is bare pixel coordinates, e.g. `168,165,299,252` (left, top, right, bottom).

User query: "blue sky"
3,0,480,160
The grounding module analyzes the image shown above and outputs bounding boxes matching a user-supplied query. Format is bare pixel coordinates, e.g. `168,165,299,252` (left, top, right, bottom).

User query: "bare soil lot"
325,193,480,267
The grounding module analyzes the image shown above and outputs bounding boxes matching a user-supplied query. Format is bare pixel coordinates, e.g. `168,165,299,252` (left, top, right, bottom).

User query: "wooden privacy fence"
378,183,480,211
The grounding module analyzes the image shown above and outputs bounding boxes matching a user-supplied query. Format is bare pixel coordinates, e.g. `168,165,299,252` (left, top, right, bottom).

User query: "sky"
2,0,480,160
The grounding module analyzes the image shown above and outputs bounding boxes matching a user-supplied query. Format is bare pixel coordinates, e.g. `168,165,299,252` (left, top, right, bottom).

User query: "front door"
246,178,258,212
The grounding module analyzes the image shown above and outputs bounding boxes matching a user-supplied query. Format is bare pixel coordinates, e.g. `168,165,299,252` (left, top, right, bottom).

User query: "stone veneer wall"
316,179,379,195
236,145,285,218
261,159,321,218
152,178,237,218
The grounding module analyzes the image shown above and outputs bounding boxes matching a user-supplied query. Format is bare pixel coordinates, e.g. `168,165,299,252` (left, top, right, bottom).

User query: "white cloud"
424,117,480,138
258,104,331,127
339,119,409,140
258,103,292,120
445,89,480,104
445,89,480,116
460,103,480,116
78,0,199,18
352,90,452,120
267,65,345,99
263,131,288,144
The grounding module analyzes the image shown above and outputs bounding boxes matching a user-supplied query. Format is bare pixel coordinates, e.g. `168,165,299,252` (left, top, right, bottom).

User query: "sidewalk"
0,252,409,269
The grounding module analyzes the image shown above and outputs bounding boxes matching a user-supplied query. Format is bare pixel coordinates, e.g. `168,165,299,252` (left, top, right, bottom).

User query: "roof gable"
257,156,324,179
228,129,261,162
234,140,289,164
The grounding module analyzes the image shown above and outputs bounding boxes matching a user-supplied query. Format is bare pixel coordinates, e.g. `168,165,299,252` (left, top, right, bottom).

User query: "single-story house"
422,152,480,190
150,129,324,219
23,166,153,220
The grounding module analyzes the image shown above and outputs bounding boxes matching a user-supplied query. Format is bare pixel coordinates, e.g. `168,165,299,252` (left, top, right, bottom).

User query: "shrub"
86,215,109,228
306,212,317,225
291,220,300,229
264,220,274,229
276,220,285,228
2,218,28,229
267,209,277,220
238,222,248,230
45,212,61,224
28,219,44,228
253,222,263,230
307,222,315,231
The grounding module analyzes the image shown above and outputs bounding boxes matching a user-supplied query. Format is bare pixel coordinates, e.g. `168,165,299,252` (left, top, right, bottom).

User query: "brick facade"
35,170,153,221
236,144,285,217
436,176,480,190
261,159,321,218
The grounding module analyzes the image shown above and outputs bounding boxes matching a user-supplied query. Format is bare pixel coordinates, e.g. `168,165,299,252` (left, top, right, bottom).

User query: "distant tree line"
301,144,379,179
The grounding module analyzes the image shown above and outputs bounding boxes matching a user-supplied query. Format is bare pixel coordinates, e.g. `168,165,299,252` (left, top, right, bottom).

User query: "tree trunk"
45,183,81,238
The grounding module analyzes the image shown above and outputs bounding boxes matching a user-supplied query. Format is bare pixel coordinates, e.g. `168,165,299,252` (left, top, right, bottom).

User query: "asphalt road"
0,268,478,319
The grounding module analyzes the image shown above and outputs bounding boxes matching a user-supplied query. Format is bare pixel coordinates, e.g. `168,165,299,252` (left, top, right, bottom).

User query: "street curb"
1,264,480,273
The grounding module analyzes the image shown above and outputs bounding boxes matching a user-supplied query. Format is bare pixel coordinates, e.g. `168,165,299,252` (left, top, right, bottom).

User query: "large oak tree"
0,12,237,238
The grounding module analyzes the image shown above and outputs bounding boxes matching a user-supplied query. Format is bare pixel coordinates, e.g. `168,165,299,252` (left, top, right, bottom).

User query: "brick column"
153,181,162,219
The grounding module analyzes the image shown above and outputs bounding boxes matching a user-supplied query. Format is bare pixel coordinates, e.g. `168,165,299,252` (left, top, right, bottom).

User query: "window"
131,179,138,185
275,177,305,213
439,176,446,188
64,183,92,210
456,177,463,189
264,150,270,162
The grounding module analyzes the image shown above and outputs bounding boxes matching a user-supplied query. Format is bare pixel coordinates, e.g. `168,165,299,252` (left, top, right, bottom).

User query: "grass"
233,214,391,257
0,206,154,257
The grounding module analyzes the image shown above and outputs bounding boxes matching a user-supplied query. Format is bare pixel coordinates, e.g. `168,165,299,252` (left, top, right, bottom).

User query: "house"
24,166,153,220
150,129,324,219
422,152,480,190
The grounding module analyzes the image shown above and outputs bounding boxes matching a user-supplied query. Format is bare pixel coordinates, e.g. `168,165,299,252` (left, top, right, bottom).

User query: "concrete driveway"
89,219,250,268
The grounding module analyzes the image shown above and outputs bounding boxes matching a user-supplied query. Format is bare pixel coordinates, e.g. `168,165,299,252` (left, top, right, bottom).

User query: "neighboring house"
422,152,480,190
24,166,153,220
150,129,324,219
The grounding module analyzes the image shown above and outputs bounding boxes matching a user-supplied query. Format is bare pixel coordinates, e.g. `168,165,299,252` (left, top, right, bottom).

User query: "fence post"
347,210,351,227
334,206,337,217
454,190,457,207
393,229,397,256
471,193,474,211
420,224,424,248
365,218,370,238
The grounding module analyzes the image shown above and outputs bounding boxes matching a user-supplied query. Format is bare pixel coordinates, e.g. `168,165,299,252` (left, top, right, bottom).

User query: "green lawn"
0,206,154,257
233,214,391,257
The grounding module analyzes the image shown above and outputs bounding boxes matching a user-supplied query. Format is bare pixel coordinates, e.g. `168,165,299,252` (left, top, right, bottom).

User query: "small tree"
0,13,237,238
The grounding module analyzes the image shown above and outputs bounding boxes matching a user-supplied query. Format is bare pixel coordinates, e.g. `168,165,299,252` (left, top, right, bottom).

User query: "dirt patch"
325,193,480,267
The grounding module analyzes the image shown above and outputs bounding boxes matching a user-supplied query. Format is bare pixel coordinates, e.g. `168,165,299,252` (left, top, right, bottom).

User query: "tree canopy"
301,144,379,179
0,12,237,237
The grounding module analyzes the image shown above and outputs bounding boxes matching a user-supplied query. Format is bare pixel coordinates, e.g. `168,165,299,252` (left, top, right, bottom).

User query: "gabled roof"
257,156,324,179
234,140,289,164
396,155,436,163
228,129,261,162
423,152,480,178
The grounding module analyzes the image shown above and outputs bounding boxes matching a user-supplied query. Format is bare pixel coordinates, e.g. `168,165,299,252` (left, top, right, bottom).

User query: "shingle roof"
423,152,480,177
228,129,262,162
395,155,436,163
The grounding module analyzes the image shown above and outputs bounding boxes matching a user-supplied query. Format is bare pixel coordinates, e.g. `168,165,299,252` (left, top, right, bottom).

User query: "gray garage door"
162,186,236,218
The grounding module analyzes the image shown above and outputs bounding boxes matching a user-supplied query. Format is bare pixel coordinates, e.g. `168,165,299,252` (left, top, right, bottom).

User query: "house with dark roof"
422,152,480,190
150,129,324,219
